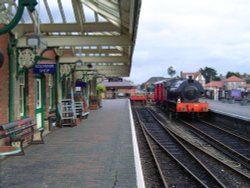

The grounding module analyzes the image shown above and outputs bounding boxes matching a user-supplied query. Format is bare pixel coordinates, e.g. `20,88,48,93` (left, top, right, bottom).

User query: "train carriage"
154,80,167,104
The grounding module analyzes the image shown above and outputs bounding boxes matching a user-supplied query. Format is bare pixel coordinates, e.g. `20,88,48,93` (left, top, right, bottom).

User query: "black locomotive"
154,76,208,118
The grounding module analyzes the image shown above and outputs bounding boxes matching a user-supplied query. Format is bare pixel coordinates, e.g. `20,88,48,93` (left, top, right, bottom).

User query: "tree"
213,76,221,81
225,71,241,78
167,66,176,77
199,67,218,83
96,84,106,107
96,84,106,95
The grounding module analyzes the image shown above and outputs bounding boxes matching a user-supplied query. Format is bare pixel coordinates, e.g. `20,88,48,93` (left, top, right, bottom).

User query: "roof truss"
9,0,141,77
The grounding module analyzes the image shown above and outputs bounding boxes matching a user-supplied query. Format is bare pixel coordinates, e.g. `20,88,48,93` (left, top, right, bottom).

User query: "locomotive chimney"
188,76,193,83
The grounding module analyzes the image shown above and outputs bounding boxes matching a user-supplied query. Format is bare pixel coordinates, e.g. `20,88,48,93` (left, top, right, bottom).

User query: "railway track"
135,107,226,188
181,119,250,170
170,131,250,187
132,108,165,187
202,119,250,141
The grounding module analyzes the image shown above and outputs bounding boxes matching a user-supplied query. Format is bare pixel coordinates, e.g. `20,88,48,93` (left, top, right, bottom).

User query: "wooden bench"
0,117,44,155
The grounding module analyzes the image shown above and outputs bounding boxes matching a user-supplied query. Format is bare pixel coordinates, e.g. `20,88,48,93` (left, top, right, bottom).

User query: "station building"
101,78,137,99
0,0,141,139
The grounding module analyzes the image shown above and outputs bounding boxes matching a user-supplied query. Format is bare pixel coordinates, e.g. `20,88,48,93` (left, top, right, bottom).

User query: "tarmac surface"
0,99,137,188
202,99,250,121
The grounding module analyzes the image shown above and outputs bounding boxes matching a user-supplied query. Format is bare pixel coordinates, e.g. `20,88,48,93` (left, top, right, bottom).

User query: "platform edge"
128,99,146,188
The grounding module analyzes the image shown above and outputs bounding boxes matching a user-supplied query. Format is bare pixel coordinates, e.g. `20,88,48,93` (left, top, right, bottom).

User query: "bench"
0,117,44,155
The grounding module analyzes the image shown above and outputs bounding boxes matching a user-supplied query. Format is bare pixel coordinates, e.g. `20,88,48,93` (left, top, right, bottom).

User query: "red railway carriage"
154,77,209,118
154,80,167,103
130,92,155,105
130,94,147,105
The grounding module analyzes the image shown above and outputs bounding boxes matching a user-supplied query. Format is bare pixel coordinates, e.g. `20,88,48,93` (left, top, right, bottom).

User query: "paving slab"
0,99,137,188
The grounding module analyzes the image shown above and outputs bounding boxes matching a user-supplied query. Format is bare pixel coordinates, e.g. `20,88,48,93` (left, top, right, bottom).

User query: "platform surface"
202,99,250,121
0,99,137,188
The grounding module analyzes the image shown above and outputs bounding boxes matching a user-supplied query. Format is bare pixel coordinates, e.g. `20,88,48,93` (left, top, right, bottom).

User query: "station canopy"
8,0,141,77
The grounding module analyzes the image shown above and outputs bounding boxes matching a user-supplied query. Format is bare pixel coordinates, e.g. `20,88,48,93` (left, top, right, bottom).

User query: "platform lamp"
26,34,47,50
96,73,106,84
75,59,83,67
87,63,93,69
26,34,51,63
87,70,98,80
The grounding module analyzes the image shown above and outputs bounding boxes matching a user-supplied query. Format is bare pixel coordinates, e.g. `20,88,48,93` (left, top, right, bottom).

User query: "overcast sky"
126,0,250,84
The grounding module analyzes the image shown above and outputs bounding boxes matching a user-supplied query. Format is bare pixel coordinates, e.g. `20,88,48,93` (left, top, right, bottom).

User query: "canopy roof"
5,0,141,77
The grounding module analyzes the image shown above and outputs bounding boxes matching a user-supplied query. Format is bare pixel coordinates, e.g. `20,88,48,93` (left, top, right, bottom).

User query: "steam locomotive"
154,76,209,118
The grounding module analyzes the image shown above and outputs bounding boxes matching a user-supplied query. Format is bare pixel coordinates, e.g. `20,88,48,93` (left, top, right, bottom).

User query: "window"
48,74,54,110
35,79,41,108
19,72,25,117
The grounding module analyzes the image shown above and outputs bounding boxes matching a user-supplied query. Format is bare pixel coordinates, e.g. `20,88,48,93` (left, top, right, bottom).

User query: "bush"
96,84,106,94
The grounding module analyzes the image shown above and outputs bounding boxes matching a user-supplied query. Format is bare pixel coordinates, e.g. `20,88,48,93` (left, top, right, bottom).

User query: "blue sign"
33,64,56,74
75,81,87,87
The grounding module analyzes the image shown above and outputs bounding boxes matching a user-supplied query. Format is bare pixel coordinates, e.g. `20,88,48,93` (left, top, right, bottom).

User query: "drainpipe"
8,37,16,121
55,58,60,119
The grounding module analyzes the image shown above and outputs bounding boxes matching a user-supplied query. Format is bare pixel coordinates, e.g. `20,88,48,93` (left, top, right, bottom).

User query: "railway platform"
0,99,143,188
202,99,250,121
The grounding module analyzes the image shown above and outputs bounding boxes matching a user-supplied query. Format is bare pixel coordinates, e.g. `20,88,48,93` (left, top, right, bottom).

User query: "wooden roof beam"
13,22,119,35
17,35,131,47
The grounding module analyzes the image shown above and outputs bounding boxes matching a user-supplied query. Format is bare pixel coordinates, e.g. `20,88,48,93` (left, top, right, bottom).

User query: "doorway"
35,77,44,129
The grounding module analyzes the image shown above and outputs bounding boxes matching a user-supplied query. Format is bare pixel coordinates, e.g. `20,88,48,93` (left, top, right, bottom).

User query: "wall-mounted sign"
33,64,56,74
75,80,87,87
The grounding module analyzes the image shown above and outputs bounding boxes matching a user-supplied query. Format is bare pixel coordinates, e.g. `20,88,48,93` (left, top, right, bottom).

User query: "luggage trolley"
58,99,77,127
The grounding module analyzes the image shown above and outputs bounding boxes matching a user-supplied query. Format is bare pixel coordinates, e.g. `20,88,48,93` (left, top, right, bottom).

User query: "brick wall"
0,30,9,124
